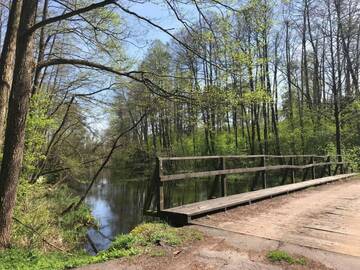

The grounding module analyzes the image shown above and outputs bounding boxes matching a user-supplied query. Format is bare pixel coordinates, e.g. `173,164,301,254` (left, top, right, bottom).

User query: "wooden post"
302,156,307,181
343,156,349,173
339,155,344,174
290,157,295,183
156,157,164,212
327,155,331,176
311,156,315,179
143,162,158,214
262,156,267,189
220,157,227,197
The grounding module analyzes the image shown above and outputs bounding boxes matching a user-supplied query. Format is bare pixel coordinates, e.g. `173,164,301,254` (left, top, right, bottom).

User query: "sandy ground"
194,177,360,257
77,176,360,270
77,235,332,270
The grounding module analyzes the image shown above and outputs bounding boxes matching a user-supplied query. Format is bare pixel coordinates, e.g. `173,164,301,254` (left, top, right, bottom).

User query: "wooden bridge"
143,154,356,225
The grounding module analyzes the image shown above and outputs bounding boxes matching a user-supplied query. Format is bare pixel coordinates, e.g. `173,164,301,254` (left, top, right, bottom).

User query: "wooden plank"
161,166,264,181
161,173,357,218
159,155,265,161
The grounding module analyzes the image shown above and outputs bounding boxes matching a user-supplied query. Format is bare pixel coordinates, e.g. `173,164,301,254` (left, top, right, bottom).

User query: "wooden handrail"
159,154,347,161
147,154,349,213
159,162,346,182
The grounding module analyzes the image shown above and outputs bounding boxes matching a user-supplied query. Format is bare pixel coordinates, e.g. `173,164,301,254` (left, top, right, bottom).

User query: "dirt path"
194,177,360,257
77,177,360,270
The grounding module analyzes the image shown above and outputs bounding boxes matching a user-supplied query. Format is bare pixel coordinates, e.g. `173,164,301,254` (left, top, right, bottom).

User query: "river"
84,167,302,252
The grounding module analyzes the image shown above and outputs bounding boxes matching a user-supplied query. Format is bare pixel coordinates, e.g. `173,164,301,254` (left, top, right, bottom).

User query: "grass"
267,250,307,265
0,222,202,270
12,180,95,251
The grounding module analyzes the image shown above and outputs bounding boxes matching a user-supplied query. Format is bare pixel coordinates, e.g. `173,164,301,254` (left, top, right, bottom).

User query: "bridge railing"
144,155,350,214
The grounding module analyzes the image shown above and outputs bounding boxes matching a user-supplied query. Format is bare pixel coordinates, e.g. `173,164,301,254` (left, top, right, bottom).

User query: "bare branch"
28,0,117,34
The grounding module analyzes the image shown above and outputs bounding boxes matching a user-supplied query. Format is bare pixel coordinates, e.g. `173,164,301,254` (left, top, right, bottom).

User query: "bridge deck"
161,173,357,223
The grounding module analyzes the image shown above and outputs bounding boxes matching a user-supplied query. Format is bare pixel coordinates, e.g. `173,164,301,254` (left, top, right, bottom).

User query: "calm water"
85,176,151,251
84,164,321,252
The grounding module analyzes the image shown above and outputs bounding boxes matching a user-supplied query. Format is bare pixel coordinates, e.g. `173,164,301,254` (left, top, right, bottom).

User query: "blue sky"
123,1,195,60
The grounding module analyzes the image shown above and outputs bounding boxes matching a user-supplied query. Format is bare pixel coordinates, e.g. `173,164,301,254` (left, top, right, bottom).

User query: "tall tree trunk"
328,0,342,165
32,0,49,95
272,33,280,152
334,0,359,93
0,0,23,148
285,21,295,153
0,0,38,248
302,0,311,107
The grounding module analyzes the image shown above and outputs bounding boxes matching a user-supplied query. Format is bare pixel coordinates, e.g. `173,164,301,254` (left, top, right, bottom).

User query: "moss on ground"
267,250,307,265
0,223,202,270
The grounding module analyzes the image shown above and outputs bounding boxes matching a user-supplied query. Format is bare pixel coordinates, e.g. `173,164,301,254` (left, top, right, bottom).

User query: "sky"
85,1,220,135
88,1,187,134
122,1,196,60
85,1,185,134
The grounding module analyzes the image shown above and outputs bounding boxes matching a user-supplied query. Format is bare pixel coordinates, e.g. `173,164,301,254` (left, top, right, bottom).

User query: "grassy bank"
12,180,94,251
1,175,202,270
0,223,202,270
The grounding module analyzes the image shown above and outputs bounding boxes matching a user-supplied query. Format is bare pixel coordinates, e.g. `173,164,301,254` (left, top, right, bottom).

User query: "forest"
0,0,359,269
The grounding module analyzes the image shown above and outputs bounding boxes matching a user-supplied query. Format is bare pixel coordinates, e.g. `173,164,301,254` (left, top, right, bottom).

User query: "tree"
0,0,22,147
0,0,118,249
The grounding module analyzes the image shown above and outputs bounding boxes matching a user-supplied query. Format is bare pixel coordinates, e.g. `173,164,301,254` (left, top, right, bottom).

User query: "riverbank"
0,223,201,270
76,227,333,270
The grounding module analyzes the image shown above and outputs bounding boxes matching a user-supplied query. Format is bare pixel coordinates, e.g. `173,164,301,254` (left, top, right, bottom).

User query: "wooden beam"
290,157,295,183
311,156,316,179
160,162,346,182
262,156,267,188
220,157,227,197
159,154,334,162
156,157,164,211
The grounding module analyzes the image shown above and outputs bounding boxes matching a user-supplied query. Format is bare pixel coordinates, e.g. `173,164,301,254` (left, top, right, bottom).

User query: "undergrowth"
0,222,202,270
12,180,94,251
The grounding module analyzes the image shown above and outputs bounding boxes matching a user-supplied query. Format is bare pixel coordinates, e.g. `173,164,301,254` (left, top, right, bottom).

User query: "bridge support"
290,157,295,183
220,157,227,197
261,156,267,189
155,157,164,212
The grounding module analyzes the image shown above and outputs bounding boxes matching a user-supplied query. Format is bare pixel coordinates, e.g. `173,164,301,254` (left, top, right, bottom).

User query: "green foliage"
0,223,202,270
214,132,238,154
0,247,139,270
343,146,360,171
127,222,202,246
13,181,94,250
111,222,202,250
24,91,55,177
242,88,272,105
267,250,306,265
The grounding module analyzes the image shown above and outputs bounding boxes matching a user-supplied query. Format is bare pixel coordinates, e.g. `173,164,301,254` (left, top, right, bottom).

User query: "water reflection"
85,176,152,251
